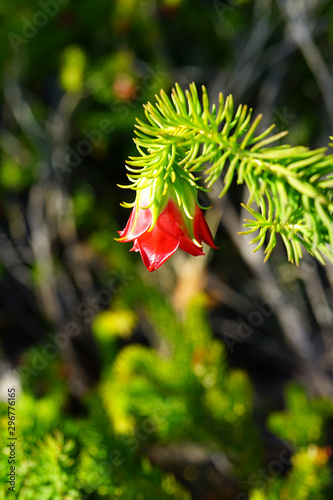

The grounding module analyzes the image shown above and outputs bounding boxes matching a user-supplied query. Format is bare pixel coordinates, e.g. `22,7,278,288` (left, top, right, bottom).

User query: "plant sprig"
125,83,333,264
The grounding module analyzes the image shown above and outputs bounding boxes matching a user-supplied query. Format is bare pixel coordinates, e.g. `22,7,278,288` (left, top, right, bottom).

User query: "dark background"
1,1,333,498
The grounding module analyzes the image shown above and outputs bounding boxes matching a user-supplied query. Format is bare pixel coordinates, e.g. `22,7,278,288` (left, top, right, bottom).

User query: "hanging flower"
117,177,217,271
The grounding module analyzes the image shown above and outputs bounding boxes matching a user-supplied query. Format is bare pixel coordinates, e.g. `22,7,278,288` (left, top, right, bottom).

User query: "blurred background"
1,0,333,498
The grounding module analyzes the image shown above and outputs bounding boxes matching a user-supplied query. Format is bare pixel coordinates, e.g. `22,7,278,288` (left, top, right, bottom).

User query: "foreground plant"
118,83,333,269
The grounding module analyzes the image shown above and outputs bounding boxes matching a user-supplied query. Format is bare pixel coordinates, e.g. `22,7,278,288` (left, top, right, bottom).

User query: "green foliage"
248,446,332,500
100,291,262,477
125,83,333,264
0,159,33,191
1,295,333,499
267,383,333,448
96,288,333,498
0,386,189,499
246,384,333,500
60,46,87,94
18,432,79,500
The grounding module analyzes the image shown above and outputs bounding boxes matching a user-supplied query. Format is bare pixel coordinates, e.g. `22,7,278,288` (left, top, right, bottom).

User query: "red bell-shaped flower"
117,180,217,271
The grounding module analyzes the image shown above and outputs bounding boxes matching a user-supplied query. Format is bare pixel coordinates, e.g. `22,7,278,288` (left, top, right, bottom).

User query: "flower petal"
129,239,140,252
135,209,182,271
118,186,218,270
179,236,205,256
194,206,218,249
117,205,152,242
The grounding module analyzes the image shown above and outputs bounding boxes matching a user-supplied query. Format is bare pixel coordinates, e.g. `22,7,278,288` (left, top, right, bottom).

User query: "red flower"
117,186,217,271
